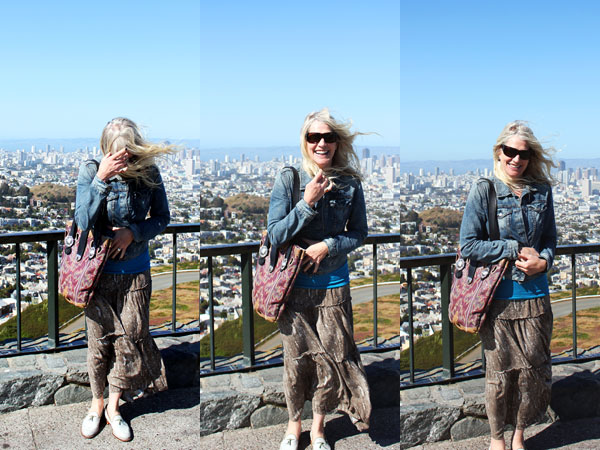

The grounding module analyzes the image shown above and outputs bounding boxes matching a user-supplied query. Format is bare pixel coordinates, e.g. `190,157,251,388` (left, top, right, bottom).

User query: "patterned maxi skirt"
478,295,553,439
277,284,371,431
85,270,168,398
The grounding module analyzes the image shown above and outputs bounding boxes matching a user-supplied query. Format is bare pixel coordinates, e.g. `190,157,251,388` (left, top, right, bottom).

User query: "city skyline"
401,1,600,161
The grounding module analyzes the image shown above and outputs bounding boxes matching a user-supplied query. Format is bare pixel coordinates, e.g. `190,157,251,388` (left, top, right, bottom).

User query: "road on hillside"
255,283,400,352
60,270,199,334
458,296,600,363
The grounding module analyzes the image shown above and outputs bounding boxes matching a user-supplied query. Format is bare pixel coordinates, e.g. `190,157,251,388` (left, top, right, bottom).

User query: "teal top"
294,262,350,289
494,274,549,300
103,250,150,274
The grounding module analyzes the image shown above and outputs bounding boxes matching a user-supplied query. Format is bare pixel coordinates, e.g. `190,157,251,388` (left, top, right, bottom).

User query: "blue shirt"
494,275,549,300
294,262,350,289
103,250,150,274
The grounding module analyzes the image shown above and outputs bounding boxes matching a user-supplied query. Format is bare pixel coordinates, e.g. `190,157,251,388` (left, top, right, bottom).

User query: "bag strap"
483,178,500,241
261,167,301,269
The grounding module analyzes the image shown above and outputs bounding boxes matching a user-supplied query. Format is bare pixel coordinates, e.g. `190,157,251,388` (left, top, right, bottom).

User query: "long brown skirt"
479,295,553,439
85,270,168,398
277,285,371,431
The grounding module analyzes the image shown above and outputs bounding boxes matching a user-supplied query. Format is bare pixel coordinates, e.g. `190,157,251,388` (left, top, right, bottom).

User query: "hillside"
225,194,269,215
30,183,76,204
419,207,462,229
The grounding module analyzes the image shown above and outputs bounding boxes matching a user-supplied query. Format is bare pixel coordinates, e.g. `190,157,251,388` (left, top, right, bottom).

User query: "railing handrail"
199,232,400,374
0,223,199,245
0,222,200,357
200,232,401,257
401,243,600,269
401,241,600,388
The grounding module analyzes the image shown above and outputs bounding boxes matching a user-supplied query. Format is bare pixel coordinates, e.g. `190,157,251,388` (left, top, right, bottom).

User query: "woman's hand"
108,227,134,260
301,241,329,274
303,170,332,208
515,247,547,276
97,149,129,182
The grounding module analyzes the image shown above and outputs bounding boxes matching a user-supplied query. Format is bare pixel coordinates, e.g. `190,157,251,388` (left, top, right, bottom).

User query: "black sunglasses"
501,144,531,160
306,132,338,144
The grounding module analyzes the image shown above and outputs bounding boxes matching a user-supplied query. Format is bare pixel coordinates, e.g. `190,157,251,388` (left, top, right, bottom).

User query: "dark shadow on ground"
525,417,600,450
120,386,199,423
294,407,399,449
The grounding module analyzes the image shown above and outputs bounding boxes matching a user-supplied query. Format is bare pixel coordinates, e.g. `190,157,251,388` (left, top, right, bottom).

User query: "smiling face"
306,121,337,170
499,135,529,180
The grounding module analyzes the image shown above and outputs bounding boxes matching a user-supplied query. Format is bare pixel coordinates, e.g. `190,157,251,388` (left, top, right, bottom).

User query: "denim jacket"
459,177,556,283
74,158,170,261
267,167,368,275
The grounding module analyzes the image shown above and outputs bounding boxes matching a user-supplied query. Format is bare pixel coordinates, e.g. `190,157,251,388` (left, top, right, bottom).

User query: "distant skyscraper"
385,167,395,186
419,168,424,177
559,160,566,171
362,148,370,159
185,159,195,177
224,155,230,163
366,158,374,175
583,179,592,199
241,153,246,162
435,167,440,176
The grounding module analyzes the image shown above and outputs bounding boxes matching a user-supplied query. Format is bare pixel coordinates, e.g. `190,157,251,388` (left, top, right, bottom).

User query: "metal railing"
400,243,600,389
199,233,400,375
0,223,199,356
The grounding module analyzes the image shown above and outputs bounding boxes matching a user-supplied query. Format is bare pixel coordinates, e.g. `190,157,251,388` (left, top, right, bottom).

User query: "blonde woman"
76,118,174,441
268,108,371,450
459,121,557,450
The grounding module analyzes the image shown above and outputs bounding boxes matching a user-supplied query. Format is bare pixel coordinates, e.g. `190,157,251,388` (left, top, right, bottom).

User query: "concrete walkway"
407,417,600,449
0,387,199,449
200,406,400,449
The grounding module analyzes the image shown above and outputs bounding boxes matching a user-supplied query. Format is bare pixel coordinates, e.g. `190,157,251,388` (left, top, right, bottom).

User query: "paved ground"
200,407,400,449
407,417,600,450
0,387,199,449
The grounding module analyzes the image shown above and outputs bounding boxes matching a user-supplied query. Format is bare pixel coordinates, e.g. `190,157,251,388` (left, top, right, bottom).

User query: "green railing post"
15,244,22,352
372,243,378,348
241,252,255,366
47,240,59,348
440,262,454,378
208,256,216,371
172,233,178,332
407,268,415,383
572,253,577,359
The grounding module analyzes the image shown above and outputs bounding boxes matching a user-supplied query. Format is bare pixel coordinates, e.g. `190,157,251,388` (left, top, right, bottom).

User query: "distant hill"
30,183,76,204
225,194,269,215
420,207,462,229
401,158,600,175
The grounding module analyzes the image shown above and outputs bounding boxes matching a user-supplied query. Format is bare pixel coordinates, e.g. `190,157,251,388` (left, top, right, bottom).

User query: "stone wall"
199,349,400,436
400,359,600,449
0,334,199,413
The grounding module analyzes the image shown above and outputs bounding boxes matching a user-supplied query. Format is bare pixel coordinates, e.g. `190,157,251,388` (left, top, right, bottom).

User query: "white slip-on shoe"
80,412,101,439
104,408,132,442
311,435,331,450
279,434,298,450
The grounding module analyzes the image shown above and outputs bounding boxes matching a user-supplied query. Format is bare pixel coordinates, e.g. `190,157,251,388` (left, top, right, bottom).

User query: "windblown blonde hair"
493,121,557,190
100,117,177,187
300,108,364,181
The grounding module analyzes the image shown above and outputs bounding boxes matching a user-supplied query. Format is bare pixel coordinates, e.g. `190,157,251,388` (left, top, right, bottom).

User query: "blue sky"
0,1,200,140
199,1,400,148
401,1,600,161
0,1,400,149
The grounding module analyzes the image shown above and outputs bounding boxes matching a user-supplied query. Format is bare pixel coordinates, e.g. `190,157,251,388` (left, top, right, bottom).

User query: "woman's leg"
512,428,525,449
310,413,326,439
89,396,104,415
106,389,123,418
285,419,302,439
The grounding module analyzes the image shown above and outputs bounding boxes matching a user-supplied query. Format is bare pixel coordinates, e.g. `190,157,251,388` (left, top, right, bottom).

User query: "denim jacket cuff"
91,175,111,196
539,252,552,272
296,199,318,220
128,223,142,242
324,237,337,257
507,240,520,260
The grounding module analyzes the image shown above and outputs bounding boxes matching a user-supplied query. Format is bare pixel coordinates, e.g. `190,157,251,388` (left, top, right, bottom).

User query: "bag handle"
259,167,300,269
483,178,500,241
68,160,109,260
